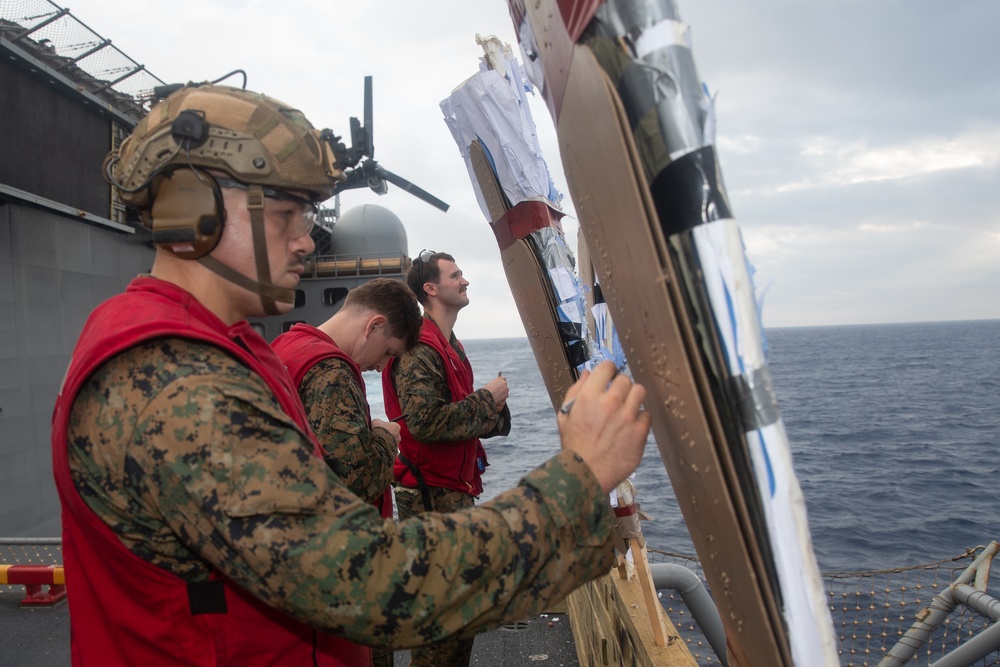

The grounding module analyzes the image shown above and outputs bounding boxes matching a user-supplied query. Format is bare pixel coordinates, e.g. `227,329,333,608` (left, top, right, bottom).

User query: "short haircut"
343,278,422,350
406,251,455,305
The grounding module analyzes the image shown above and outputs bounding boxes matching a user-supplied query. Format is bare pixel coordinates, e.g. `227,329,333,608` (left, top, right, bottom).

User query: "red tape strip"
491,200,564,251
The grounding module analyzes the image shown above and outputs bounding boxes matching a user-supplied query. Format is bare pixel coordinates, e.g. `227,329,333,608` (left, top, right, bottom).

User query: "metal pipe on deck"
953,583,1000,622
650,563,729,667
878,590,958,666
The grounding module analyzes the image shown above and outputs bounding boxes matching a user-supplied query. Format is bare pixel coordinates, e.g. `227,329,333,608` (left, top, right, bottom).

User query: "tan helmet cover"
108,84,343,207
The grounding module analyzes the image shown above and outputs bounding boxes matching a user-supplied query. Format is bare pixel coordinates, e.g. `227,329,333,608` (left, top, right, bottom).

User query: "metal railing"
303,251,411,279
0,0,164,119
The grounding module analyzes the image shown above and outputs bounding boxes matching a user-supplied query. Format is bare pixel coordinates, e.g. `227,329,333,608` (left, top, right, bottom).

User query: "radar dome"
330,204,408,257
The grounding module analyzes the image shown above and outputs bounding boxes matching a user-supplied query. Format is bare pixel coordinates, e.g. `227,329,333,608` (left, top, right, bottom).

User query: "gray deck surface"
0,588,70,667
0,586,578,666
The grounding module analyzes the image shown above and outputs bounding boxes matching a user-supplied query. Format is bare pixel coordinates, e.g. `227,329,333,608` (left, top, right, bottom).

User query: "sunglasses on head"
415,249,437,285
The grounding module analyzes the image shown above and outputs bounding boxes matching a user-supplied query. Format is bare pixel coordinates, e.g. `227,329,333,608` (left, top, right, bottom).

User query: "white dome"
330,204,408,257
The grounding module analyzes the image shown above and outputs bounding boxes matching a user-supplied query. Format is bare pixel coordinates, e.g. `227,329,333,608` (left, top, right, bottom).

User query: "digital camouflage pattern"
67,337,616,647
299,357,396,505
390,320,505,663
390,334,502,446
395,487,477,666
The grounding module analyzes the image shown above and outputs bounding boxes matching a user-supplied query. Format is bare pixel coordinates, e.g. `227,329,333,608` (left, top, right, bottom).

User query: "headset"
107,82,341,267
147,168,224,259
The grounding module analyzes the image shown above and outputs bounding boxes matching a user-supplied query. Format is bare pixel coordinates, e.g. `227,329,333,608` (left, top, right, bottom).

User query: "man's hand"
483,375,509,407
557,361,650,494
372,419,401,445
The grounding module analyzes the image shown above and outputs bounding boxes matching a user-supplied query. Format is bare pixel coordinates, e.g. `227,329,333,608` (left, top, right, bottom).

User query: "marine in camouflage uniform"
390,319,510,666
276,278,421,511
273,279,423,667
390,316,505,522
67,333,616,647
384,251,512,666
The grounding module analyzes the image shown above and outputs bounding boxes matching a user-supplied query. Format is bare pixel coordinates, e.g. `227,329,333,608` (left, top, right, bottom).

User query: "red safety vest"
273,323,394,518
381,319,488,496
51,277,370,666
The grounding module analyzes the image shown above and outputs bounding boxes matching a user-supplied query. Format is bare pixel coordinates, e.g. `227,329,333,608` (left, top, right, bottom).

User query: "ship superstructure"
1,1,160,536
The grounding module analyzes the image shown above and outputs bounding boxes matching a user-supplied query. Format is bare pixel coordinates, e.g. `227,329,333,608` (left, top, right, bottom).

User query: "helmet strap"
197,184,294,315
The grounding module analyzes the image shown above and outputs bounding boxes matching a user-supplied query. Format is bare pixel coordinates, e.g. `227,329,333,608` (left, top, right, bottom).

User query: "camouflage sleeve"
392,344,500,443
69,340,615,648
300,358,395,504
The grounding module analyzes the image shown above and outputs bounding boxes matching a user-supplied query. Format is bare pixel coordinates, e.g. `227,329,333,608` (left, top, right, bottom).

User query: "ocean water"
366,319,1000,573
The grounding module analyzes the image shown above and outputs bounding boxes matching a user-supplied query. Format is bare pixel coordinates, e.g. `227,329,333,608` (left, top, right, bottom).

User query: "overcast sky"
53,0,1000,338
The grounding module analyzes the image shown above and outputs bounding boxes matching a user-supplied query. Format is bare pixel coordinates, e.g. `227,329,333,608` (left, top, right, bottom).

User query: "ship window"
249,322,266,338
324,287,349,307
295,290,305,308
282,321,305,333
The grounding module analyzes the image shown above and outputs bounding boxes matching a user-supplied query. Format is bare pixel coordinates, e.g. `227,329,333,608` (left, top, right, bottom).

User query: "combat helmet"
105,83,345,314
108,83,342,209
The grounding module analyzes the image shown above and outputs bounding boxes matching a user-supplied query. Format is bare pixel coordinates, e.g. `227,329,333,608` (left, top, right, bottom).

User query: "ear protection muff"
148,168,226,259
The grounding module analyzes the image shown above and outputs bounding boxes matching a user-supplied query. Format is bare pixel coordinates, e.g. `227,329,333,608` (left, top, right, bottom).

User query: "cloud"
727,129,1000,197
